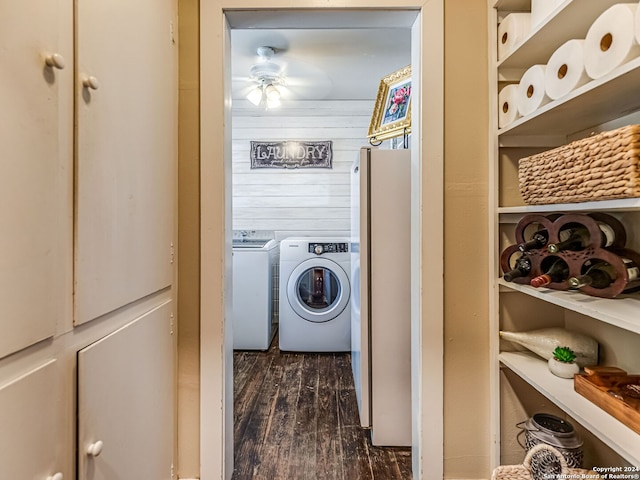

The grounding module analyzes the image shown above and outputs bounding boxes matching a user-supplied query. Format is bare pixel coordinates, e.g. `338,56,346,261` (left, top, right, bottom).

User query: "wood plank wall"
231,99,374,238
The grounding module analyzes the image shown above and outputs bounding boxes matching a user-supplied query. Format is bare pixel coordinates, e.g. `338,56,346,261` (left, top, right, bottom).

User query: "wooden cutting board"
574,366,640,435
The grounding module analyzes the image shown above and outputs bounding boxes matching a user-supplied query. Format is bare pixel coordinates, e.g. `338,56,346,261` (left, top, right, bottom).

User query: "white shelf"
498,279,640,335
498,198,640,214
499,351,640,466
498,57,640,141
497,0,622,70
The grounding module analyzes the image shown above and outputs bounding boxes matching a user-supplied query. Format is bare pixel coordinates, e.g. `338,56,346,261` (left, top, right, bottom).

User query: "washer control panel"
309,242,349,255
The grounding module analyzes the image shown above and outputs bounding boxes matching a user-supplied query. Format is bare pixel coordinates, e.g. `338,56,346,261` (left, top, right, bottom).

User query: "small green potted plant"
548,346,580,378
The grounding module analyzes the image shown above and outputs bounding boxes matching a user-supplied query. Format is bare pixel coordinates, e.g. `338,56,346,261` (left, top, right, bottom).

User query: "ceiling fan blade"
277,59,332,100
232,78,262,99
279,79,332,100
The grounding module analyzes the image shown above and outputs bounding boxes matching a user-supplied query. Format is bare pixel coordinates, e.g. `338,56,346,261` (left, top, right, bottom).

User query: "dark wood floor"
232,335,412,480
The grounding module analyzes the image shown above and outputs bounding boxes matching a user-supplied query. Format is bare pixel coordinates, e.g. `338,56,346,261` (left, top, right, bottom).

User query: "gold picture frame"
367,65,412,142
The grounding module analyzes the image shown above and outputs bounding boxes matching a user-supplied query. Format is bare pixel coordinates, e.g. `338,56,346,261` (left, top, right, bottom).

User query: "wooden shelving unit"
489,0,640,470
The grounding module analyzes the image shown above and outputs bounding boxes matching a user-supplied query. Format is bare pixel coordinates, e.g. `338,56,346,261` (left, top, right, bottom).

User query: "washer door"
287,258,350,323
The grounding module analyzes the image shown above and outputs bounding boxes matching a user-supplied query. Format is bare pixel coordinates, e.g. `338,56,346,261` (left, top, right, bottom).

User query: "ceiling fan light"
266,94,281,109
265,84,280,101
246,86,263,106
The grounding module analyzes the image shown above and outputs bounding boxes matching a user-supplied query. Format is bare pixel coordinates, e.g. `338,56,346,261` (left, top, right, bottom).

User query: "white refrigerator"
350,147,412,446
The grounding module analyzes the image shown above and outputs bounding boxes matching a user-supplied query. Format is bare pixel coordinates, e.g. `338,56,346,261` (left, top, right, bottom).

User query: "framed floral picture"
367,65,412,143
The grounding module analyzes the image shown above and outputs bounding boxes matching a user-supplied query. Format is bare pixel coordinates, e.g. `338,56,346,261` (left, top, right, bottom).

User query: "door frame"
199,2,444,479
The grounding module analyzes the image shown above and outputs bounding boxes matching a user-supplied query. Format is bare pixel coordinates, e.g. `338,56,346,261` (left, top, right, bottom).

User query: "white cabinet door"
74,0,176,324
0,360,65,479
77,302,174,480
0,0,73,357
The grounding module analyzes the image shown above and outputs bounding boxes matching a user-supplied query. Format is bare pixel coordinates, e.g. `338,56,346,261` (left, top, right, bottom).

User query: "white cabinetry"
0,361,65,479
0,0,73,358
75,0,176,325
77,303,174,480
0,0,177,477
490,0,640,469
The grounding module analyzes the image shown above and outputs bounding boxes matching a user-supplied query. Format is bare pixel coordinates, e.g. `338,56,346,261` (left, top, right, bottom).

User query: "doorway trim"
199,3,444,479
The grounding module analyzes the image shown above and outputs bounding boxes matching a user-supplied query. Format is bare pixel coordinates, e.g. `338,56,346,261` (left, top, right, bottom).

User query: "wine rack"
500,213,640,298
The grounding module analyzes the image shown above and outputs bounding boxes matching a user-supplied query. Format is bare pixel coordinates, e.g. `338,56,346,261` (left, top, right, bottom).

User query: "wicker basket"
519,125,640,205
491,444,600,480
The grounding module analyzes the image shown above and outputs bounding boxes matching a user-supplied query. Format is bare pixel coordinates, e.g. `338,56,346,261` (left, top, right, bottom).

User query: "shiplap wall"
232,99,373,238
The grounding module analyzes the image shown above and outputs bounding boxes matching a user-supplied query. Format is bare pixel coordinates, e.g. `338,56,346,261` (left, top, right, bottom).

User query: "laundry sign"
250,140,333,169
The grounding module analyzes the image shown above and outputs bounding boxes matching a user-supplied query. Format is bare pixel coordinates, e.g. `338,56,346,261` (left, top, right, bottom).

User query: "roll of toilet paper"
498,13,531,61
584,3,640,80
498,84,520,129
544,39,590,100
531,0,560,30
516,64,550,117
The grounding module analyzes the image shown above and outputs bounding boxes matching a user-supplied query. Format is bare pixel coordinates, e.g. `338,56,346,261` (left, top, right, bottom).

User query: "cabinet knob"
82,76,100,91
46,473,63,480
87,440,104,457
45,53,65,70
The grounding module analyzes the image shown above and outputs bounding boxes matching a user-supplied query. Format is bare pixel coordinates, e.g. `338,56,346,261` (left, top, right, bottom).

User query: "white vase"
548,357,580,378
499,327,598,367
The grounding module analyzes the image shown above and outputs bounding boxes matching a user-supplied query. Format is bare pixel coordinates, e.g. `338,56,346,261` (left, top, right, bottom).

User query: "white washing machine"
232,237,279,350
279,237,351,352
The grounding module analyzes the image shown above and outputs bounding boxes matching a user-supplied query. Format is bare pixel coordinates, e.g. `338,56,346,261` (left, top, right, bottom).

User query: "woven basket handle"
523,444,569,475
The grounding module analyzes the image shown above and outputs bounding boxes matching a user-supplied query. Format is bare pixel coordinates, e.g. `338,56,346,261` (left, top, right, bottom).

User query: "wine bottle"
547,222,616,253
517,214,562,252
517,231,548,252
530,258,569,288
568,258,640,290
503,255,532,282
499,327,598,367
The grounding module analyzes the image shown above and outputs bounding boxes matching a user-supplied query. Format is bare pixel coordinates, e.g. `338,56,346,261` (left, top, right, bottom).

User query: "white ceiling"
229,11,415,102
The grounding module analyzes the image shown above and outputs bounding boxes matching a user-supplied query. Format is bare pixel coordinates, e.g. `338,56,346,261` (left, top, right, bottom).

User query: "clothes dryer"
279,237,350,352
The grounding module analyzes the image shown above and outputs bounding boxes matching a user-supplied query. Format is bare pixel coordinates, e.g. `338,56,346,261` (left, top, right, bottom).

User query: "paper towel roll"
498,13,531,61
498,85,520,129
544,39,590,100
531,0,560,30
584,3,640,80
516,65,550,117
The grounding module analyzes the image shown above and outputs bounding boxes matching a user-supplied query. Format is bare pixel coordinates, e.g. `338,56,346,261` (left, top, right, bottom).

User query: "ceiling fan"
235,44,332,108
245,46,284,108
